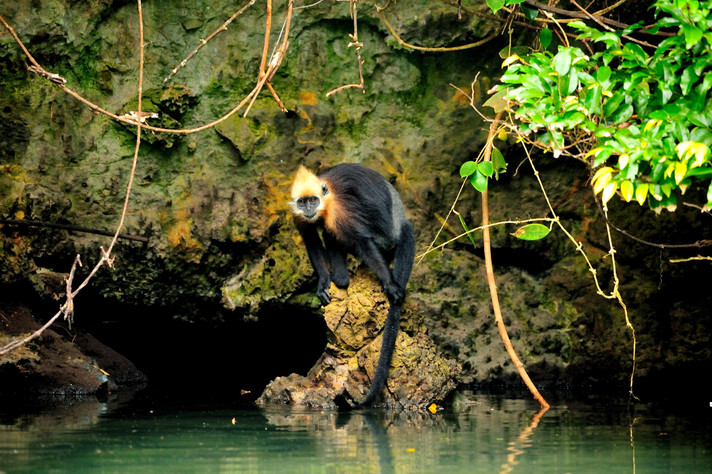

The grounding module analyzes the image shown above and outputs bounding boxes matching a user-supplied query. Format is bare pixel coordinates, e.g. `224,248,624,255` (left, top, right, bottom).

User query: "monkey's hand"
383,281,405,306
317,275,332,306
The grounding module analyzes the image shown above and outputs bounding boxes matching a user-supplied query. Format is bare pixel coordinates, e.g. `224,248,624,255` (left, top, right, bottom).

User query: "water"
1,392,711,473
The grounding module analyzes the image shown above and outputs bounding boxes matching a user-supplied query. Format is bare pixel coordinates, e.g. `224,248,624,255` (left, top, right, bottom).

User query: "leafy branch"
491,0,712,213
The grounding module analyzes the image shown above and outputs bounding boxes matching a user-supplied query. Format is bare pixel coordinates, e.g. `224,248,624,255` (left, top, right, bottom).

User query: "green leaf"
681,24,703,49
561,68,579,95
460,161,477,178
680,65,699,95
512,223,550,241
522,74,548,93
552,49,573,76
478,161,495,178
594,32,622,48
492,146,507,176
470,170,489,193
521,5,539,21
583,84,602,114
456,213,477,247
609,103,634,124
483,88,510,113
486,0,505,13
623,42,647,62
596,65,611,83
539,28,552,50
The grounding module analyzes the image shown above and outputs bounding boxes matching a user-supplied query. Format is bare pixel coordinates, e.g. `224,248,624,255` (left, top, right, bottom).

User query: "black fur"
294,163,415,406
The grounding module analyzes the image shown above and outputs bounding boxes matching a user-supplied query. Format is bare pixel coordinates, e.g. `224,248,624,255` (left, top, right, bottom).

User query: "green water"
1,393,710,473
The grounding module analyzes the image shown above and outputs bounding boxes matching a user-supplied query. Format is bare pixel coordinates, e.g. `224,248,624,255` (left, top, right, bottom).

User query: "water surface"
1,393,710,473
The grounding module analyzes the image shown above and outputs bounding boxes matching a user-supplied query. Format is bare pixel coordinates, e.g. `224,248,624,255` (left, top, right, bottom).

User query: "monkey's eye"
297,196,319,209
321,184,329,196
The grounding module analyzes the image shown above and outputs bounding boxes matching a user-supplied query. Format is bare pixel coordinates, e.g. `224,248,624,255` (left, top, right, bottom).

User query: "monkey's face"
290,166,329,223
293,194,322,221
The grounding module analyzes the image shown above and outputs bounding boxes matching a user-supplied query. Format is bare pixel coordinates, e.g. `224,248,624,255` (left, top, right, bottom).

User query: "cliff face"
1,0,711,400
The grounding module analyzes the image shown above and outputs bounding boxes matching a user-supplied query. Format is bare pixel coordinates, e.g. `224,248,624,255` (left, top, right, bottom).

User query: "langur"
290,163,415,406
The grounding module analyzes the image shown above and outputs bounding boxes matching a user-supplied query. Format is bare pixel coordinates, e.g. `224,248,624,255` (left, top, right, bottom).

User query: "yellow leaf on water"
427,403,438,414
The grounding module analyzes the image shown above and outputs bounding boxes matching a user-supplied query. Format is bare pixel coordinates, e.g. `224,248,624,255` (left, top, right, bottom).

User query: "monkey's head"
290,166,330,222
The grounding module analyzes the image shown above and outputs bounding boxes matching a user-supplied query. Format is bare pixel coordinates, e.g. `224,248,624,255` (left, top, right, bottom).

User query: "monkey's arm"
298,224,332,305
323,231,350,289
356,240,405,305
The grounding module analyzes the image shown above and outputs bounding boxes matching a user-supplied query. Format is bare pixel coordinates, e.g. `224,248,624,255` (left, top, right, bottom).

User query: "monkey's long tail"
358,304,401,407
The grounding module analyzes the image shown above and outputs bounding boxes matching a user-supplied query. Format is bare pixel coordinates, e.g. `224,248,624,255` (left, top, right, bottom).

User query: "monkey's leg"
357,241,404,305
323,232,350,289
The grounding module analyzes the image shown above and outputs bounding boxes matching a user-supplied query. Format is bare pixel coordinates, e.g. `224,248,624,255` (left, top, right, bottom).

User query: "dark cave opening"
43,289,329,404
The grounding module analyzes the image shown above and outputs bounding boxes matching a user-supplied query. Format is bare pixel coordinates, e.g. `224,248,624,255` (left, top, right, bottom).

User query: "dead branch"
524,0,628,29
162,0,259,86
569,0,656,49
326,0,366,97
0,219,149,243
377,6,500,52
244,0,293,115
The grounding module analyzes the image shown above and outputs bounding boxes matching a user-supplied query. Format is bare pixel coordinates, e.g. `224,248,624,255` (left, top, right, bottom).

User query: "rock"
0,302,146,399
257,269,461,409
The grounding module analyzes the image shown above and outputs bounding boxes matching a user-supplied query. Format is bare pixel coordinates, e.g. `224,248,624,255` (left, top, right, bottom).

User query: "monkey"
289,163,415,407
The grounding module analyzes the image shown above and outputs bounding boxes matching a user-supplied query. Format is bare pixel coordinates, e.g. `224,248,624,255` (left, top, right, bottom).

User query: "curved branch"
377,7,500,52
482,111,550,409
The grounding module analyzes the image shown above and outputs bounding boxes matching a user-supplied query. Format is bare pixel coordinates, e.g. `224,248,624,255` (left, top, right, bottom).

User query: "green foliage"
460,151,505,194
489,0,712,211
487,0,537,20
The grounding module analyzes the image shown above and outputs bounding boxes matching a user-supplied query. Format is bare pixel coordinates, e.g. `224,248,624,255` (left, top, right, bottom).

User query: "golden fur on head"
291,166,323,202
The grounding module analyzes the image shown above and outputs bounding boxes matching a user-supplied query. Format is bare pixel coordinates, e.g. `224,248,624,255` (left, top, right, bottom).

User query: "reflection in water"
500,404,549,474
1,391,711,473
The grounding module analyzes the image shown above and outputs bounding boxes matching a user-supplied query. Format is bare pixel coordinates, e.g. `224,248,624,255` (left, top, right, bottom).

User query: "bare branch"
327,0,366,97
0,219,149,242
377,6,500,52
163,0,258,86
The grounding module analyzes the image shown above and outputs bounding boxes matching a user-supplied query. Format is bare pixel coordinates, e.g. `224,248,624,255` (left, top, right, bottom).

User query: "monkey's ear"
321,183,329,196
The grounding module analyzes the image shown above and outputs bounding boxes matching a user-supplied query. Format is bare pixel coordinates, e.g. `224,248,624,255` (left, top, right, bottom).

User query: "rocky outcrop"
257,270,461,409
